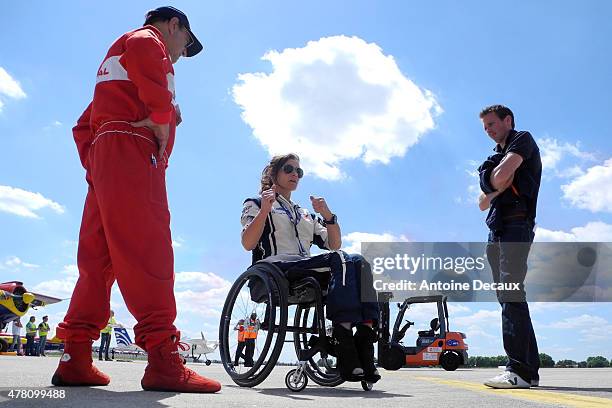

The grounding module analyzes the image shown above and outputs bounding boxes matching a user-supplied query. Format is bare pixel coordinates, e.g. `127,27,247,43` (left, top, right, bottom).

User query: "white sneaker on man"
484,371,531,389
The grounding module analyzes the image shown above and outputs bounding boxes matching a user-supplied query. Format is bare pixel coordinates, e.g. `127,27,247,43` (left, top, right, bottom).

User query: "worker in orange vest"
233,319,246,366
243,313,260,367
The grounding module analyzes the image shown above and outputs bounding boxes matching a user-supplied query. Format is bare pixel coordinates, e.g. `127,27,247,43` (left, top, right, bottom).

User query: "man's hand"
130,117,170,158
478,177,513,211
310,195,332,220
260,186,276,214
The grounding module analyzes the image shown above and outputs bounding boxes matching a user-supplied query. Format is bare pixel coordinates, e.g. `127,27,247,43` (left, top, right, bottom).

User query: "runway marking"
414,376,612,408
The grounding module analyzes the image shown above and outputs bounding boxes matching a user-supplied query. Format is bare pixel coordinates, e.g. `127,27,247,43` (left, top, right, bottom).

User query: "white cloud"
172,237,185,248
538,137,595,176
43,120,63,131
4,256,39,269
448,309,503,354
546,314,608,329
341,231,411,254
0,67,26,112
31,280,75,299
543,314,612,343
59,264,79,278
174,271,232,317
535,221,612,242
529,302,594,313
175,271,231,291
233,35,441,180
0,185,65,219
557,165,585,179
455,164,481,206
454,309,500,328
31,264,78,299
562,158,612,213
448,303,471,314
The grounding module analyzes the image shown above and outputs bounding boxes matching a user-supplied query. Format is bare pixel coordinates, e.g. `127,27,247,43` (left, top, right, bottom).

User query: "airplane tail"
113,327,133,346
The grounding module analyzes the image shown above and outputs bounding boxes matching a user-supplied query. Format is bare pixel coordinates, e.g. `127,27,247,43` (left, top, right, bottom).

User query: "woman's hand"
310,195,332,220
260,186,276,214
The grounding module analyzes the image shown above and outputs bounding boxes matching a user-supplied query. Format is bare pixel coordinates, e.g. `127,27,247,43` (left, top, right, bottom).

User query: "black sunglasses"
282,164,304,178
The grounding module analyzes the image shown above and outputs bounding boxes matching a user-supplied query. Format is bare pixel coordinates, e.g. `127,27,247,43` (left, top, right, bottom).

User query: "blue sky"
1,1,611,362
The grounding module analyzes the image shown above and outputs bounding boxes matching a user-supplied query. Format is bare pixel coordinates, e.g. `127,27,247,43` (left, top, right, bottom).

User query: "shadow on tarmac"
224,385,411,401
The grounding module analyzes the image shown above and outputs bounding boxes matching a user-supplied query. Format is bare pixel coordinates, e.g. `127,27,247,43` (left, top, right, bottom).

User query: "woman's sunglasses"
282,164,304,178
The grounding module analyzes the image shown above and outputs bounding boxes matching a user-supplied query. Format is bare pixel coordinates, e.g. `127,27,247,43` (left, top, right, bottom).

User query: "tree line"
468,354,610,368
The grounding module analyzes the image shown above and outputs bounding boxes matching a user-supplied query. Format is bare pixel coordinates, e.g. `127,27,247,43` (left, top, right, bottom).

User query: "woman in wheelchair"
239,153,381,384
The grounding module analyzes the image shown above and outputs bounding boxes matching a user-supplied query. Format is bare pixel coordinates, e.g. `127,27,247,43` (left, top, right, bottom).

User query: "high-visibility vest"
38,322,50,336
244,322,259,339
237,326,245,342
101,316,116,334
26,322,37,335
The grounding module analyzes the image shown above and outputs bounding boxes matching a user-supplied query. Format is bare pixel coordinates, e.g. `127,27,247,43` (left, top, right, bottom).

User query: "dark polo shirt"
486,130,542,230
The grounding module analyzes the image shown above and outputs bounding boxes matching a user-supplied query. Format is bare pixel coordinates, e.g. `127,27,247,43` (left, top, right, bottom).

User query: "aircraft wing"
29,292,63,307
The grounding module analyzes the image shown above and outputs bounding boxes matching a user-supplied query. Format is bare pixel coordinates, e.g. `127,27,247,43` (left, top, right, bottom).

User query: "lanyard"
276,196,307,256
276,196,301,226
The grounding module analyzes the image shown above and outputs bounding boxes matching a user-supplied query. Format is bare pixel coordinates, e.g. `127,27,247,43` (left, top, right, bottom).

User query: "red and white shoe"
51,341,110,386
141,336,221,393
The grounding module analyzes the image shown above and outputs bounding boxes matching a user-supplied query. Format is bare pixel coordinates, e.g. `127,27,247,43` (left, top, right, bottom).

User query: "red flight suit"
57,25,179,350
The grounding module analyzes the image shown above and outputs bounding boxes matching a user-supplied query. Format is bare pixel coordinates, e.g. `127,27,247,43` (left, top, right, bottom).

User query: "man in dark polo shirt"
477,105,542,389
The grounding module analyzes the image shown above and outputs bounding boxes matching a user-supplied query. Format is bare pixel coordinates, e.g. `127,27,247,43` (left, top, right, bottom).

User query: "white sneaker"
484,371,531,389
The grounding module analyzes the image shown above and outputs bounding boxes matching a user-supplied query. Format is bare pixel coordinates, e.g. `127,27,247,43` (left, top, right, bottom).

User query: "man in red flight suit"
52,6,221,393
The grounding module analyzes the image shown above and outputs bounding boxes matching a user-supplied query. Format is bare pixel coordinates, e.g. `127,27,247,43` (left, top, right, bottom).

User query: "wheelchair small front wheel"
361,381,373,391
285,369,308,392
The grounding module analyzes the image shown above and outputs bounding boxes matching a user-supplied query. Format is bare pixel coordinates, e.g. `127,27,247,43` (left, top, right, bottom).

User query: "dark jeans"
244,338,256,366
272,252,380,324
25,334,36,356
99,332,111,359
234,341,246,365
487,221,540,383
37,335,47,356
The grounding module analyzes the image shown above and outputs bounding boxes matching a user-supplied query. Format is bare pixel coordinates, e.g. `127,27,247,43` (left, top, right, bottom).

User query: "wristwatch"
323,214,337,225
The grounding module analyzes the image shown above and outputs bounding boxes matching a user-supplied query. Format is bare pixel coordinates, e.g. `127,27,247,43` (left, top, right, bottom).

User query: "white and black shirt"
241,194,330,262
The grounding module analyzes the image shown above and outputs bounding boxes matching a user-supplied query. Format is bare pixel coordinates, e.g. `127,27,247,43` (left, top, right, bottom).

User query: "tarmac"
0,355,611,408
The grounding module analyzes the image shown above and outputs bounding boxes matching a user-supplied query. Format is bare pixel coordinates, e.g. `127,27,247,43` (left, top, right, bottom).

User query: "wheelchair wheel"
294,304,343,387
361,381,373,391
285,368,308,392
219,267,288,387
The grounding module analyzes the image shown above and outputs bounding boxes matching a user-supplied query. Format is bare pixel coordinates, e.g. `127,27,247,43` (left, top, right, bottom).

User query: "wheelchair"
218,260,375,392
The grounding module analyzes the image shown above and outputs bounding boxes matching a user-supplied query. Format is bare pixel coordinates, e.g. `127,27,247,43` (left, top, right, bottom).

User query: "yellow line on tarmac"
414,376,612,408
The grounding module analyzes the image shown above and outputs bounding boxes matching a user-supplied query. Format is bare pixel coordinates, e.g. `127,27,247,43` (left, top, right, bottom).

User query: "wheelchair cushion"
246,262,288,304
246,262,328,305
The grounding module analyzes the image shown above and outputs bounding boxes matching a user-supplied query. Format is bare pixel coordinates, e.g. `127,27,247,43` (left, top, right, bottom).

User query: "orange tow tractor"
377,294,468,371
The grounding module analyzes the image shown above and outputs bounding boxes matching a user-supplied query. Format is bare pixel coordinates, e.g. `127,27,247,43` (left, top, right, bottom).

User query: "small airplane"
112,327,146,356
180,332,219,365
0,281,62,352
111,327,217,365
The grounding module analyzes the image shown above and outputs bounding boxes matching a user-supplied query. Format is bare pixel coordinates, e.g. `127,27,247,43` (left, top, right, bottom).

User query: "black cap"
144,6,203,57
